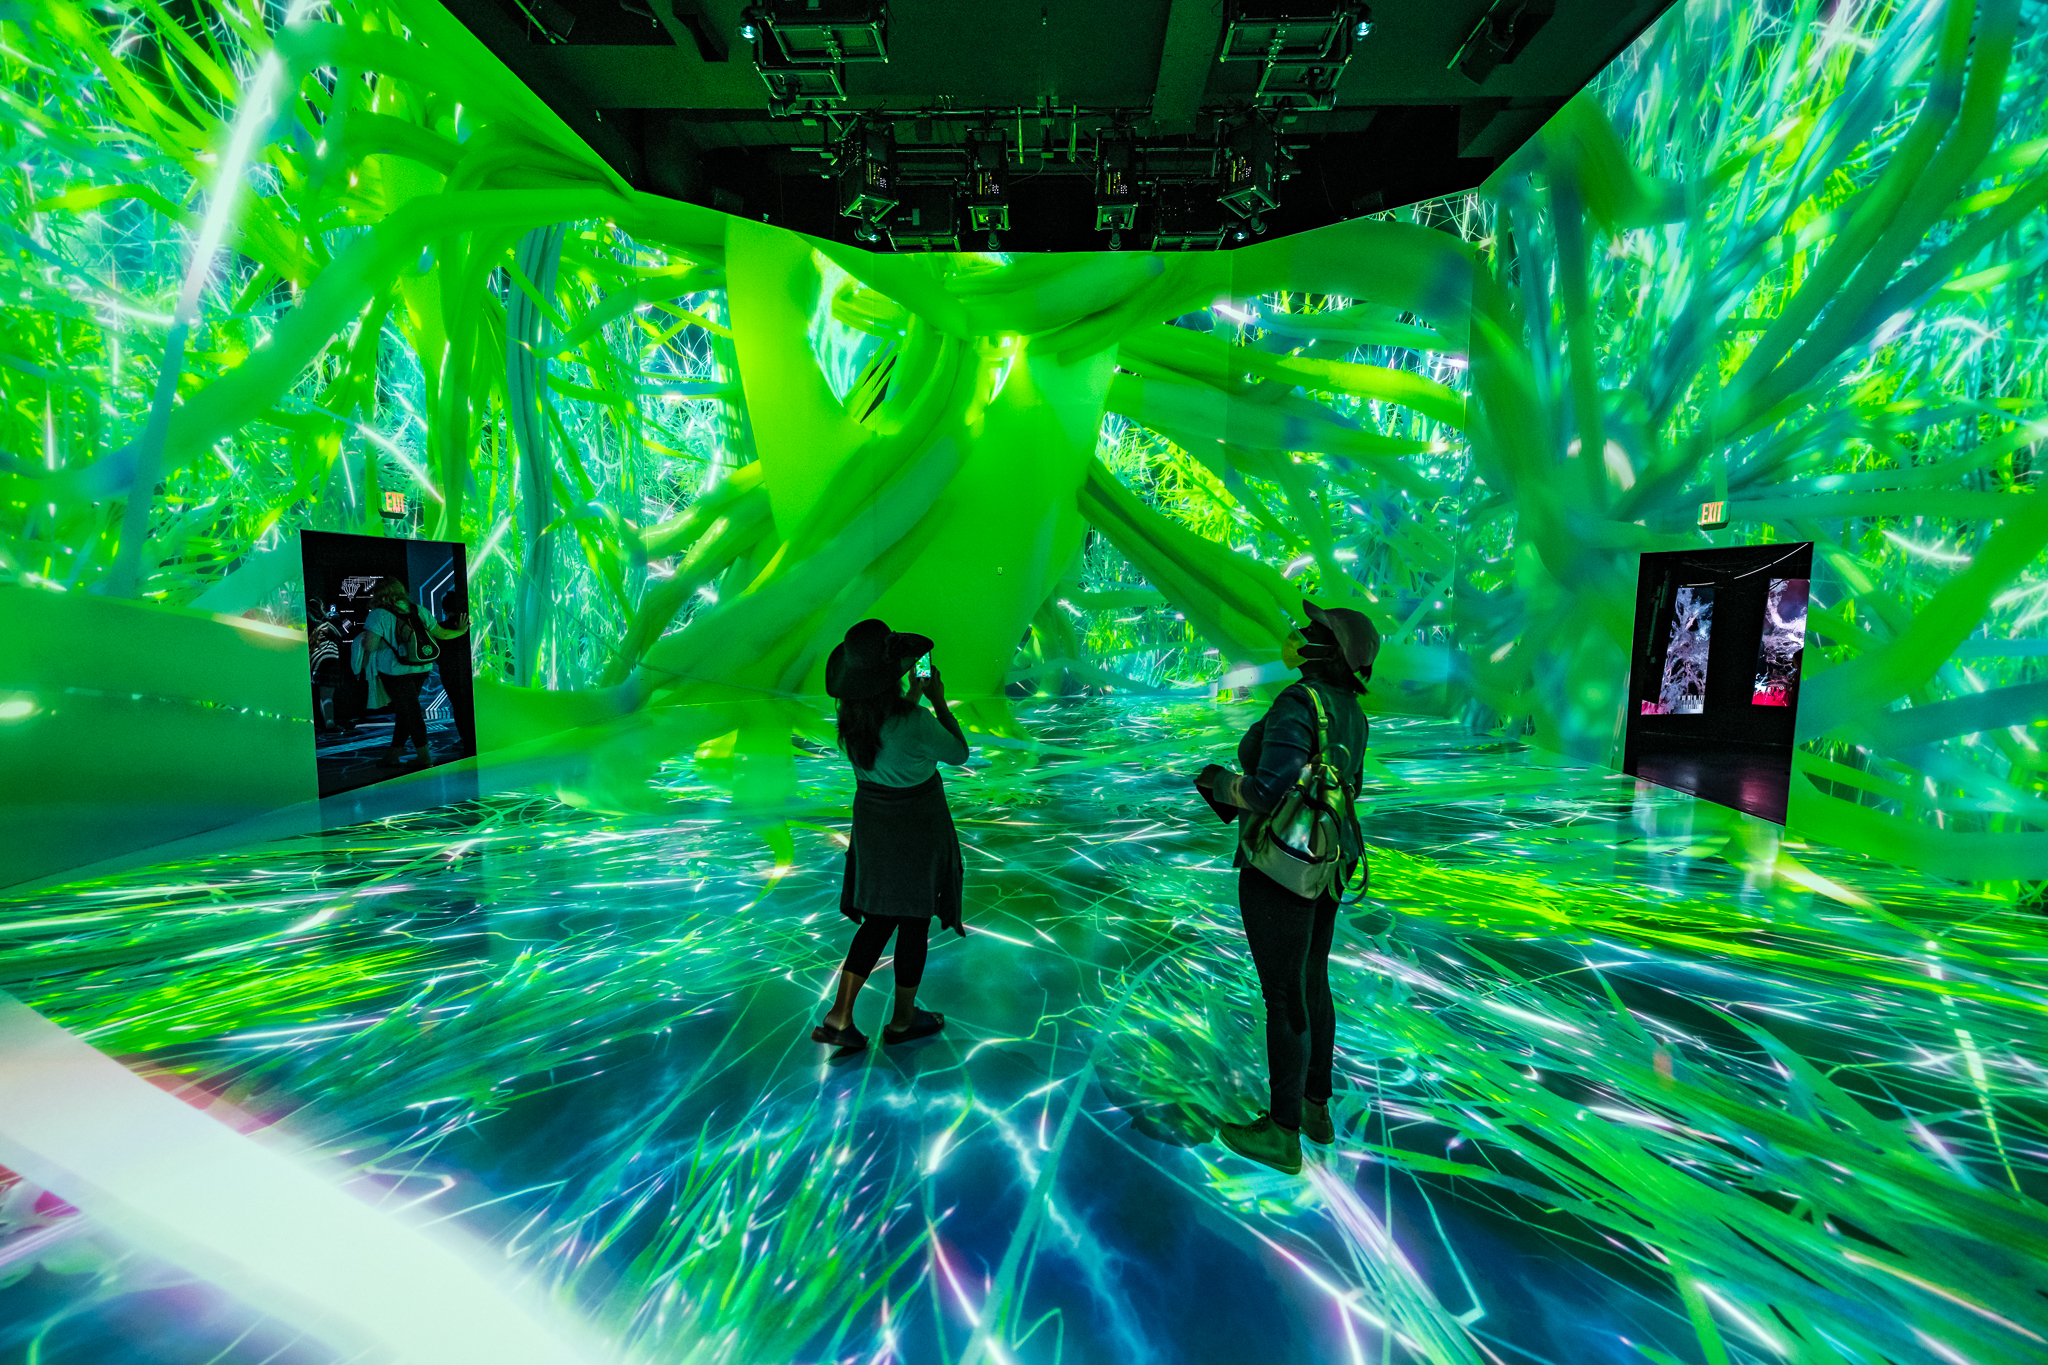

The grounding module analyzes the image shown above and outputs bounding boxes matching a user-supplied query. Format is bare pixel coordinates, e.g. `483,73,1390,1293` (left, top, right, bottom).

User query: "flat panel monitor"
300,530,475,799
1622,542,1812,823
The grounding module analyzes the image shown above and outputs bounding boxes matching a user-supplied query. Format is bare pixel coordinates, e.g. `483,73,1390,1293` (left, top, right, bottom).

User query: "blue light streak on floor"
3,702,2041,1365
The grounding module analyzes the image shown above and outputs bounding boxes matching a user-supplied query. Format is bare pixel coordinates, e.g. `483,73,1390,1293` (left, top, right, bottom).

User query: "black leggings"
380,672,430,754
843,914,930,988
1238,866,1338,1130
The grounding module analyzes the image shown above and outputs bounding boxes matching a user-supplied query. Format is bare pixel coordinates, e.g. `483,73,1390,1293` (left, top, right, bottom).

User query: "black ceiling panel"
446,0,1677,250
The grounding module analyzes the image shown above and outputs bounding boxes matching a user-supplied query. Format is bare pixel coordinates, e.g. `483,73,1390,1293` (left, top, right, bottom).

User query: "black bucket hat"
1303,601,1381,676
825,618,934,700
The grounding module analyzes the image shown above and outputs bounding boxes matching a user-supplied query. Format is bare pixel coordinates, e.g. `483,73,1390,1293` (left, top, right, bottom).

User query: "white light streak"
1693,1283,1788,1355
1881,529,1971,564
0,998,601,1365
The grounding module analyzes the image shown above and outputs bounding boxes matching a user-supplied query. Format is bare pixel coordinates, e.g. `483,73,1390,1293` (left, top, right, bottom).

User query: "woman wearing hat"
812,618,971,1050
1195,601,1380,1174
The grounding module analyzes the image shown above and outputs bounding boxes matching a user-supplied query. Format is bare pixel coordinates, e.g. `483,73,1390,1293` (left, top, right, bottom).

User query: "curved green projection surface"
3,0,2042,885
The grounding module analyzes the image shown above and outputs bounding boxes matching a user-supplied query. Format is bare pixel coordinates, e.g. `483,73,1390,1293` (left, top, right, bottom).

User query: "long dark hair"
836,674,917,770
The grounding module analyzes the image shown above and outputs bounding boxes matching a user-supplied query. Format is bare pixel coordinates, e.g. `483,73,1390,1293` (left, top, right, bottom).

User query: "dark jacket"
1212,677,1369,873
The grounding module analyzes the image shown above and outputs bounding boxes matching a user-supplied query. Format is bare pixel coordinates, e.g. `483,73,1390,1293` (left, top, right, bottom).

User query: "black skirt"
841,773,965,936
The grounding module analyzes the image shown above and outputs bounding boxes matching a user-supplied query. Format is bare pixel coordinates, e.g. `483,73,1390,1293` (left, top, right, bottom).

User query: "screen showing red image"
1752,577,1809,706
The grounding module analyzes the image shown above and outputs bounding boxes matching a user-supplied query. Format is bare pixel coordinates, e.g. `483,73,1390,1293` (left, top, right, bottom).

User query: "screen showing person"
298,530,475,799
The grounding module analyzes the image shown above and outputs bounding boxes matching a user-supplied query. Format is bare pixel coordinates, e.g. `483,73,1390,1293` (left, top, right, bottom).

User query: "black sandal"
810,1020,868,1050
884,1009,945,1044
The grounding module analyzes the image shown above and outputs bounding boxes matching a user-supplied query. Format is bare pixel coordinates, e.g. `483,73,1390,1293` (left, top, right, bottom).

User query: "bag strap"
1296,683,1353,803
1298,682,1328,776
1339,857,1369,906
1303,682,1374,905
390,605,438,661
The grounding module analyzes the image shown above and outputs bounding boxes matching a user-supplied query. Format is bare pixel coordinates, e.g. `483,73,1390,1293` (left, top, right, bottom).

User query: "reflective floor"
1631,747,1793,825
313,676,470,798
3,702,2044,1365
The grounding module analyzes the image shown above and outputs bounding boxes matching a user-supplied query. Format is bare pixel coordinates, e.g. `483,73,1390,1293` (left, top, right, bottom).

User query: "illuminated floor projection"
4,705,2043,1365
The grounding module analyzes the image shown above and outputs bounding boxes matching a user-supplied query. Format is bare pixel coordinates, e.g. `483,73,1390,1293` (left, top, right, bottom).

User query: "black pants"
843,914,931,988
380,672,430,755
1238,866,1338,1130
337,669,368,729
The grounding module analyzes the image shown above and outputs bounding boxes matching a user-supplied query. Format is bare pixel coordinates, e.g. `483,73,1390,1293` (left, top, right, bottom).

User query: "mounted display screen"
300,530,476,799
1623,543,1813,824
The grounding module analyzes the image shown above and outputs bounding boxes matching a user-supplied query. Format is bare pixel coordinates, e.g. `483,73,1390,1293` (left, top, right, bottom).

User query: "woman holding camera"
1195,602,1379,1174
812,618,971,1051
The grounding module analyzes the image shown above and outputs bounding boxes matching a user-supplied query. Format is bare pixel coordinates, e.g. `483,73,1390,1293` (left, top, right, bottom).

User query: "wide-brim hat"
1303,601,1381,674
825,618,933,700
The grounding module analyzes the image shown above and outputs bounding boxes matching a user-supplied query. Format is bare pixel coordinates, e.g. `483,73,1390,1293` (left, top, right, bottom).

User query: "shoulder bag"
389,607,441,666
1240,684,1358,901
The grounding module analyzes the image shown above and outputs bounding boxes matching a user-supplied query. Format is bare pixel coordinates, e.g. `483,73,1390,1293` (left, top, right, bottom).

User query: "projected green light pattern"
6,1,2048,1361
4,707,2047,1365
2,0,2045,884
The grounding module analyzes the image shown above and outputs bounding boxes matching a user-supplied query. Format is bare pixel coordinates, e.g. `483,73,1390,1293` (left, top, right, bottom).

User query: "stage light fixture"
965,129,1009,239
1094,134,1138,237
742,1,887,116
1218,117,1290,220
1219,1,1369,110
835,120,899,236
1151,183,1229,251
1449,0,1552,86
885,184,961,251
750,45,847,115
742,0,888,62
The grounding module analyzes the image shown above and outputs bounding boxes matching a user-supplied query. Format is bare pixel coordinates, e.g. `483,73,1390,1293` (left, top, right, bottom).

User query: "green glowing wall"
1,0,2044,890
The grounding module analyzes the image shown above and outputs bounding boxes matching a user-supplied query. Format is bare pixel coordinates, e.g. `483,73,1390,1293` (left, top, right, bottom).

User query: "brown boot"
1218,1113,1302,1175
1301,1098,1335,1145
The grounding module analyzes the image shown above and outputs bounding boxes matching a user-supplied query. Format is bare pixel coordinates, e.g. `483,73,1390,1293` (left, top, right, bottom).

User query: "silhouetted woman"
812,618,970,1051
1195,602,1379,1174
308,598,343,734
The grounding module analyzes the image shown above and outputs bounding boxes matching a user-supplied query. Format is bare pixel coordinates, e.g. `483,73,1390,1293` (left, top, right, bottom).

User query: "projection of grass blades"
5,0,2048,1360
3,0,2044,897
2,713,2044,1364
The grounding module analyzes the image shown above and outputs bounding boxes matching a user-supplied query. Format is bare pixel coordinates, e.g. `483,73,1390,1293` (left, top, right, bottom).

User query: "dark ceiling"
444,0,1675,250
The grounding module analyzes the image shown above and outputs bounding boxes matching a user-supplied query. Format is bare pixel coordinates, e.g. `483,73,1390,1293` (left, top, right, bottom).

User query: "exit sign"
1698,500,1728,530
380,491,409,519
